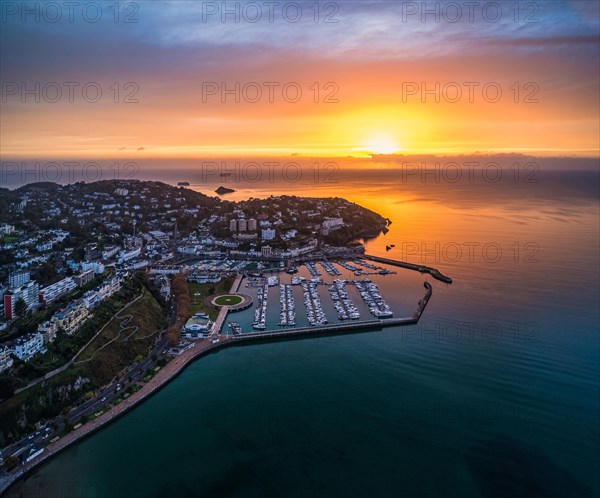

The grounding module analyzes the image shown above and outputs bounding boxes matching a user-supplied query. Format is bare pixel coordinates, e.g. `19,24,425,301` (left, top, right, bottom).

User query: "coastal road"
2,334,169,463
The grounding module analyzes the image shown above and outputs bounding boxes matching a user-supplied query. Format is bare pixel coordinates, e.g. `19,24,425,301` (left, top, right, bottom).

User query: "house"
13,332,44,361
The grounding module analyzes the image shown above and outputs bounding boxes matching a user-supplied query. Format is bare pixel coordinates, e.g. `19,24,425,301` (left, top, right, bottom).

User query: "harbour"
220,259,413,336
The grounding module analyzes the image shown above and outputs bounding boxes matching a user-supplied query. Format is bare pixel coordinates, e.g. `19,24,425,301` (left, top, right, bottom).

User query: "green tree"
0,375,15,400
36,261,56,286
4,455,19,471
14,298,27,318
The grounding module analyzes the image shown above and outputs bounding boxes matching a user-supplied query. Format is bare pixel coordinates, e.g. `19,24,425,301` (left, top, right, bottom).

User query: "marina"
279,284,296,326
301,279,328,326
327,279,360,320
319,261,342,276
353,278,394,318
337,261,361,272
230,260,406,334
252,282,268,330
305,262,322,277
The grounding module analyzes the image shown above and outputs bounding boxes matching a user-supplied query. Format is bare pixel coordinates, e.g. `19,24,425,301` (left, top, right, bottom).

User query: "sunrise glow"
0,2,598,160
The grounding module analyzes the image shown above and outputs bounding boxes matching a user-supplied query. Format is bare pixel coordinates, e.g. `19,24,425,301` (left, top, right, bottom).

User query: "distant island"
215,186,235,195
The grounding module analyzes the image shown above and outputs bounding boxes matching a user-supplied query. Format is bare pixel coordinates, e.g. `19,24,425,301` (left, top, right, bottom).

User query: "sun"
362,135,401,155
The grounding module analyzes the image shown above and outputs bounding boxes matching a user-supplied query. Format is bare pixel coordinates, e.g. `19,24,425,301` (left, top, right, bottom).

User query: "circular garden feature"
213,294,244,306
206,292,253,312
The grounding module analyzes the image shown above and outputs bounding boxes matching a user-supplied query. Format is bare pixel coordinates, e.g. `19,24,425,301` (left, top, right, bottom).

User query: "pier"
363,255,453,284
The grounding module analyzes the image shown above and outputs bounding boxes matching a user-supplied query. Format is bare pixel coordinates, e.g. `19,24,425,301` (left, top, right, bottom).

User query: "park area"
189,277,235,320
213,294,244,306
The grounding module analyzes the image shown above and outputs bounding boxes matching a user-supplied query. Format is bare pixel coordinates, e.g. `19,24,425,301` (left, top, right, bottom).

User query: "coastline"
0,273,437,495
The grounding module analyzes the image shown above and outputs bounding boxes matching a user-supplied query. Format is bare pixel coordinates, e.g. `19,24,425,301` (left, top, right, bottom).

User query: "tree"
35,261,56,286
4,455,19,471
166,326,180,345
0,375,15,400
14,298,27,318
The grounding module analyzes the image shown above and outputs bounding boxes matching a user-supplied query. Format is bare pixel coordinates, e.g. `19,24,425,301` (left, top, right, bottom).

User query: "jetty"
363,254,453,284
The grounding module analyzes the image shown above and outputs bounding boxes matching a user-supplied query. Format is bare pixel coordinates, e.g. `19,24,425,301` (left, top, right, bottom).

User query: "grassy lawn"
213,294,243,306
189,276,235,321
73,291,166,385
0,277,163,444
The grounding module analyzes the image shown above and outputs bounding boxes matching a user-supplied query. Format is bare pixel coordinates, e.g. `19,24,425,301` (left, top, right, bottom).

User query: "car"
27,435,34,440
101,397,106,402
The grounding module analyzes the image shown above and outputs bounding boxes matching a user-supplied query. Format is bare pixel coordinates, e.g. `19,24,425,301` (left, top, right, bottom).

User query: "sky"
0,0,599,159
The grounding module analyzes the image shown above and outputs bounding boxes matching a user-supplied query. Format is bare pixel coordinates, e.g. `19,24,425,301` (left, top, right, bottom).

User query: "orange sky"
1,1,599,159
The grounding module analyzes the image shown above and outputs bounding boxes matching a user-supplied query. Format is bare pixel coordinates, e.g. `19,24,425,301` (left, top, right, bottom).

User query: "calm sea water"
5,166,599,498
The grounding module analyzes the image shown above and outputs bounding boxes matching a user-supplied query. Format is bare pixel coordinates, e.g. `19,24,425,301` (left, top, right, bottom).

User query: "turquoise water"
5,169,599,497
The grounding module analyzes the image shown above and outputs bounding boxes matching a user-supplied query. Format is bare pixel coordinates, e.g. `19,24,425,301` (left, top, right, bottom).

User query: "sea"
3,161,599,498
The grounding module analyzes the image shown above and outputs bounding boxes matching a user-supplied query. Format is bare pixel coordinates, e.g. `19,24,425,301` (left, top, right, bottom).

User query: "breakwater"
363,254,453,284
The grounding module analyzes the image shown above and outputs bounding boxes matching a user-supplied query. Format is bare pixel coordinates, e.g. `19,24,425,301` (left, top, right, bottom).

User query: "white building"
9,270,30,290
148,230,168,240
0,224,15,235
97,276,121,300
35,241,53,252
38,320,58,344
322,217,344,230
261,228,276,241
229,219,238,232
238,233,257,240
178,246,198,255
4,281,40,319
102,245,120,260
238,219,247,232
284,240,318,258
247,219,257,231
13,332,44,361
39,277,77,304
0,346,14,372
118,247,141,263
81,260,106,274
52,300,90,335
82,290,101,310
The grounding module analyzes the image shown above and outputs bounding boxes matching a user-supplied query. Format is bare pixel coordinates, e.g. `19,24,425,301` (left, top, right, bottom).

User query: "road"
1,306,171,467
